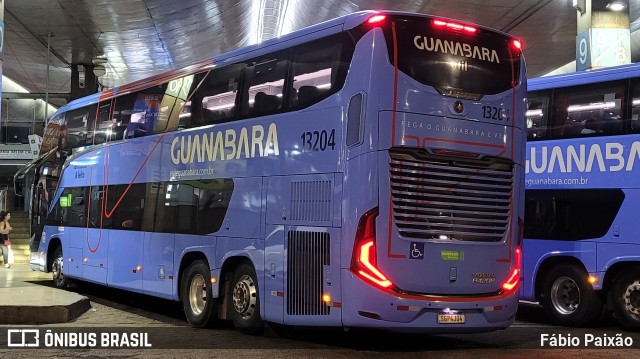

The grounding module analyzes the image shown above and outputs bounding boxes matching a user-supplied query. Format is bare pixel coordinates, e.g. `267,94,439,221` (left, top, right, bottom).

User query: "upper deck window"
381,16,522,96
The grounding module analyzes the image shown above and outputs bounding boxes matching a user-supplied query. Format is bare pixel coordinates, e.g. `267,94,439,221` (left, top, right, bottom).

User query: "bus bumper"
340,270,518,333
29,251,46,272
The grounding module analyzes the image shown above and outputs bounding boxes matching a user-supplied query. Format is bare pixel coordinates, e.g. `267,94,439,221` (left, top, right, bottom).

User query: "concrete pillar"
70,64,98,101
575,0,631,71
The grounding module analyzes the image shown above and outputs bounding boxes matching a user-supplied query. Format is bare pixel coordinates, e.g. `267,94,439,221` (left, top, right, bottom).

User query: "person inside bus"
0,211,14,268
297,86,322,107
253,92,280,114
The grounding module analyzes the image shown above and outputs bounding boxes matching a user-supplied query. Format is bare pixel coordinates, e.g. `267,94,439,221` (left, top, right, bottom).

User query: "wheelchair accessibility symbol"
410,242,424,260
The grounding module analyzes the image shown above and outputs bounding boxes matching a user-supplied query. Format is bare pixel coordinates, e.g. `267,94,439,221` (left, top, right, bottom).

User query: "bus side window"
65,105,96,150
241,53,288,117
197,64,243,126
112,93,137,140
111,183,146,231
157,75,197,133
290,39,343,109
526,91,550,141
630,80,640,133
554,81,624,139
91,102,113,145
126,85,168,138
64,187,87,227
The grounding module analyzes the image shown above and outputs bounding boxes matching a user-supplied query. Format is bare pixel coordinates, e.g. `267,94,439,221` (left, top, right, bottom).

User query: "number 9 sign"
578,37,588,65
576,31,591,71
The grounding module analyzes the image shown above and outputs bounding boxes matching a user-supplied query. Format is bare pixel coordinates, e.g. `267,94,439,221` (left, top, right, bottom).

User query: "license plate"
437,313,465,324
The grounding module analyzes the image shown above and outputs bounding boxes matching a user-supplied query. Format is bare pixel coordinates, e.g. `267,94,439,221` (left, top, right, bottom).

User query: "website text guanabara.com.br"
170,167,215,179
525,176,590,188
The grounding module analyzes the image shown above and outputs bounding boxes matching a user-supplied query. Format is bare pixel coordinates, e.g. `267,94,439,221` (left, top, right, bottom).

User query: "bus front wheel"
230,262,264,335
612,271,640,330
181,260,217,328
540,265,602,327
51,246,68,289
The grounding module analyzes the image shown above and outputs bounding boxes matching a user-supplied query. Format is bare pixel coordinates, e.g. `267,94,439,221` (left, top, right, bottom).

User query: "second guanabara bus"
523,63,640,329
23,11,526,333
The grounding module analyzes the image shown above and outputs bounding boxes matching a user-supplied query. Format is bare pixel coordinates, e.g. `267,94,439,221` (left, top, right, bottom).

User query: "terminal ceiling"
3,0,640,106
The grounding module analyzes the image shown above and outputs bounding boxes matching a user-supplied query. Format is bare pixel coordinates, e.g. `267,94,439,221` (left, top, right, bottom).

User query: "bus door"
106,183,145,292
83,185,109,284
143,182,182,298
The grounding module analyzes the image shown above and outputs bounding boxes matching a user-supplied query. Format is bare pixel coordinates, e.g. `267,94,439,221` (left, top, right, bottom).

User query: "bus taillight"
511,39,523,51
367,15,387,26
350,208,394,289
432,19,477,34
501,246,521,292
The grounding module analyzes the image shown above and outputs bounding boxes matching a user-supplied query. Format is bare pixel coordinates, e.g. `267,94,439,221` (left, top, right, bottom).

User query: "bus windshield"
383,16,522,96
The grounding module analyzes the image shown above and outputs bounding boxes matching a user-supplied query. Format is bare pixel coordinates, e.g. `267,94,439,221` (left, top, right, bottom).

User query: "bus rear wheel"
181,260,217,328
612,271,640,330
540,265,602,327
51,246,68,289
230,262,263,335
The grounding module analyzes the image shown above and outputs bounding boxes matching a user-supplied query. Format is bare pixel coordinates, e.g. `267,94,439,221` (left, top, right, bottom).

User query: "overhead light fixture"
606,1,627,11
92,57,108,77
572,0,586,15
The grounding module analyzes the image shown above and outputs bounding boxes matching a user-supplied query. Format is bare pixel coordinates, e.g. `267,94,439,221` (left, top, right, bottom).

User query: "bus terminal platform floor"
0,264,90,324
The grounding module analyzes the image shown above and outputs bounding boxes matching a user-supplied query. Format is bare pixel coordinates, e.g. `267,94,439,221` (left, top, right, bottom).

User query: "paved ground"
1,264,639,358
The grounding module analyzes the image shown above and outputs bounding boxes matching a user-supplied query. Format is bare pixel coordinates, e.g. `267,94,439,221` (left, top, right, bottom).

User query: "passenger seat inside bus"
297,86,322,107
253,92,280,114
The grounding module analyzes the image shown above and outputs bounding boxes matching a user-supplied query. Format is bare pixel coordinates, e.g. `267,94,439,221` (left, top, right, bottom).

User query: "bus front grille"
389,148,514,242
286,231,330,316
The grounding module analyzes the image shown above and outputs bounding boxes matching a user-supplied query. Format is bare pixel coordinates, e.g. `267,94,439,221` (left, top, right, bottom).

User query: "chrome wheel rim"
189,274,207,316
623,279,640,316
52,256,64,287
551,276,580,315
232,274,257,319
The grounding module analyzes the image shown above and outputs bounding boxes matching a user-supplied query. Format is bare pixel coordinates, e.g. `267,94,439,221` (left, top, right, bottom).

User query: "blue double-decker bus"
24,11,526,333
523,63,640,329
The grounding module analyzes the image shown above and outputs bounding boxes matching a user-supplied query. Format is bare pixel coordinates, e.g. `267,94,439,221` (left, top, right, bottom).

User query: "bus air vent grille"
290,180,332,222
286,230,330,316
389,148,514,242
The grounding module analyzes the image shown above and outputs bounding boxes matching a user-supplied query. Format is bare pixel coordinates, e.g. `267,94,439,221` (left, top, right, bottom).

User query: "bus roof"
528,62,640,91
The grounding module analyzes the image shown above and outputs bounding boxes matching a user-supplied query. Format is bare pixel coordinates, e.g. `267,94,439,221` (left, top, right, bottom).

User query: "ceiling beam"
2,93,70,100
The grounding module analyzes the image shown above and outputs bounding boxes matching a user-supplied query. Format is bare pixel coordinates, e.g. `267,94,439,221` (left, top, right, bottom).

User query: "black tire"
51,246,68,289
181,260,217,328
230,262,264,335
540,265,603,327
611,271,640,330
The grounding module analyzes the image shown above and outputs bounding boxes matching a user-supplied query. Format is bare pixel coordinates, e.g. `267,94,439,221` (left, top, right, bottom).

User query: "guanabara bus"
23,10,526,333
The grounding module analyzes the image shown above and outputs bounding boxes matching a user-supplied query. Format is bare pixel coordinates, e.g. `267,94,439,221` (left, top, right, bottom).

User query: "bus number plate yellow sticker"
437,313,465,324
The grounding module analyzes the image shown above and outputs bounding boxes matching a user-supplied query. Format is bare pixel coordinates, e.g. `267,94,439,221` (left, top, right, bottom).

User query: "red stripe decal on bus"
386,21,406,259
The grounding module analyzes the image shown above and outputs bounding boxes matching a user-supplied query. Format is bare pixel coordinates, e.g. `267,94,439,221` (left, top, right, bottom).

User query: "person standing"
0,210,13,268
